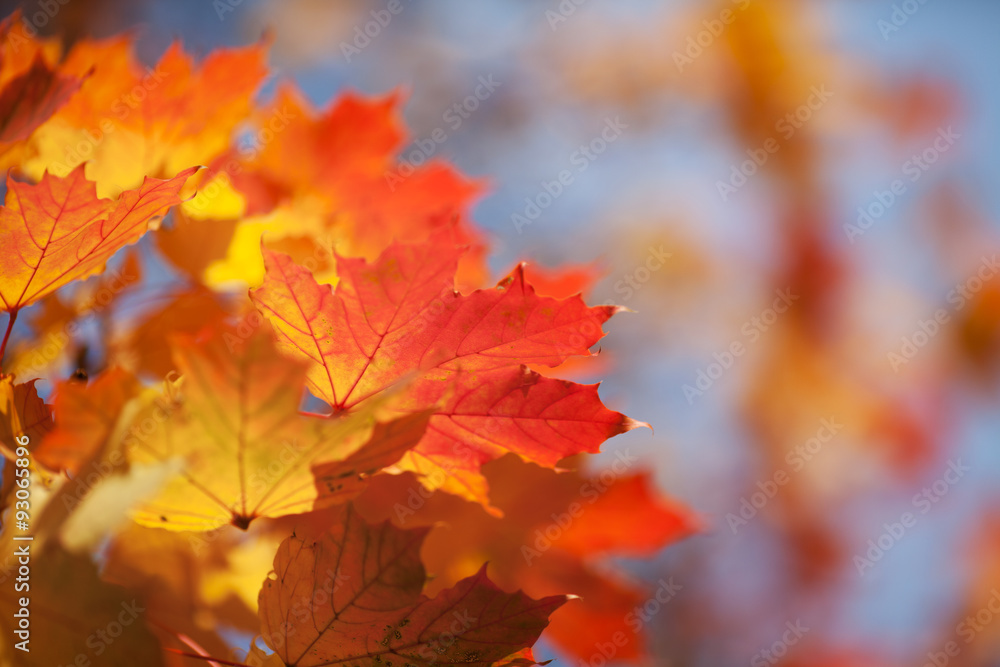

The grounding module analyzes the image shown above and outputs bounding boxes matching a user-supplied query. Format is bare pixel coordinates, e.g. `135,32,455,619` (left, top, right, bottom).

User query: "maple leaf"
0,374,52,530
0,374,52,449
20,36,269,194
126,285,231,378
251,234,646,503
0,53,87,148
207,85,488,285
0,164,197,321
57,460,183,554
0,15,714,667
155,209,240,283
396,366,646,502
312,411,432,509
34,367,140,474
0,12,58,81
197,197,336,287
252,234,618,409
257,504,567,667
538,470,700,558
0,12,88,165
354,454,700,663
520,261,605,299
0,386,178,555
124,326,427,531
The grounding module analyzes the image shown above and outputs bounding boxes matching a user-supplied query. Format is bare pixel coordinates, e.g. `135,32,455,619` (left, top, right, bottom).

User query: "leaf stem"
0,309,18,369
164,648,253,667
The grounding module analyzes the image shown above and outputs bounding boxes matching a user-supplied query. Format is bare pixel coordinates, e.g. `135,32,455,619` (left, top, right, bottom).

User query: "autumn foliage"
0,10,697,667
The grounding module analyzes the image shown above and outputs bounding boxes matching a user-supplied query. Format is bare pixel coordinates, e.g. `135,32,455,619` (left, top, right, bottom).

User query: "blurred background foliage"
8,0,1000,665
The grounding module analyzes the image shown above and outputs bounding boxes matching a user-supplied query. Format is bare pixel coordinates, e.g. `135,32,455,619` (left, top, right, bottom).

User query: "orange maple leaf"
0,12,87,156
0,165,197,315
250,233,646,503
0,374,52,453
355,454,700,663
123,326,426,531
208,85,488,285
34,368,140,474
257,504,567,667
18,35,269,194
0,53,87,148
